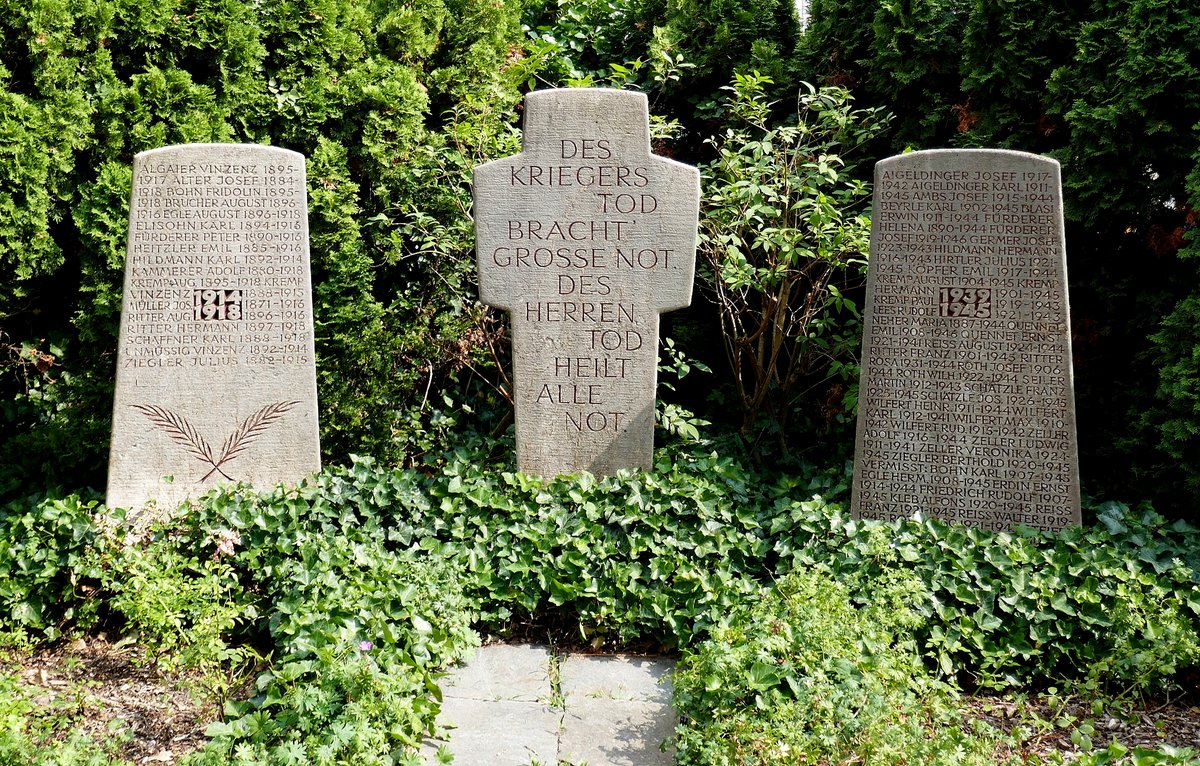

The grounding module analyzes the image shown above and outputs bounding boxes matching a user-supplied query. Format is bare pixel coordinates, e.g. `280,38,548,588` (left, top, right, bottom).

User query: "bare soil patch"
16,635,214,764
964,690,1200,762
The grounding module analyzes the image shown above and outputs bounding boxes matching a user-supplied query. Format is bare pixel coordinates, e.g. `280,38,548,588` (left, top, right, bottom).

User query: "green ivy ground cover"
0,439,1197,764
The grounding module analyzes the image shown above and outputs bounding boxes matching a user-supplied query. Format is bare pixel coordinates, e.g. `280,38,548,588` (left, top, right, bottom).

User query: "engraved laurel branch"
130,401,301,483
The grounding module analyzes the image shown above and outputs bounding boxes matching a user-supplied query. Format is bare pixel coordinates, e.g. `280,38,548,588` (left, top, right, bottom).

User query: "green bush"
0,493,112,638
103,531,259,708
122,490,480,764
699,73,888,449
1144,295,1200,498
798,0,967,149
523,0,665,88
673,569,1002,766
180,444,787,649
655,0,802,124
774,501,1200,694
194,642,448,766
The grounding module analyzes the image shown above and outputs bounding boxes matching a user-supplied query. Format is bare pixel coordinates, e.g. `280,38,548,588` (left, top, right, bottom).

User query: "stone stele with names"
474,89,700,476
107,144,320,510
852,149,1081,531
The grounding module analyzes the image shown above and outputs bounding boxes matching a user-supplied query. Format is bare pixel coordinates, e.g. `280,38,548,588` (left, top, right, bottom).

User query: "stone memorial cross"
107,144,320,510
852,149,1081,531
474,89,700,476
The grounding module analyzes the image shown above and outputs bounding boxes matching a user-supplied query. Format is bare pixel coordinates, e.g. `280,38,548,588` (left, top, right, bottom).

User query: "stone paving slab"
422,696,560,765
426,645,678,765
559,699,677,766
439,643,552,702
560,654,673,704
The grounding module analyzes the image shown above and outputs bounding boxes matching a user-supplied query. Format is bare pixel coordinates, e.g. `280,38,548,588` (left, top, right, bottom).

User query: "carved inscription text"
852,150,1081,532
475,90,699,476
122,155,310,369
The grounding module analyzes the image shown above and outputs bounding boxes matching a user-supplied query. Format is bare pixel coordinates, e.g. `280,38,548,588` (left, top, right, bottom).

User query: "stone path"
422,644,677,766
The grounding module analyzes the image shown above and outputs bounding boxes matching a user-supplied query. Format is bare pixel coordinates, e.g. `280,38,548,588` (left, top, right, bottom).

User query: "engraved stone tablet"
852,149,1081,531
474,89,700,476
107,144,320,510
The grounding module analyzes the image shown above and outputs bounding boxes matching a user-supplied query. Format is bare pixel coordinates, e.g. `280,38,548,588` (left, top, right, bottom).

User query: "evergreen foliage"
799,0,1200,516
959,0,1082,150
0,0,530,492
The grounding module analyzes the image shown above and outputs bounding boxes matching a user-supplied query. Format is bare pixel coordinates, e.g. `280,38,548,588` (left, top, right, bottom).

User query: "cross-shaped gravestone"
474,89,700,477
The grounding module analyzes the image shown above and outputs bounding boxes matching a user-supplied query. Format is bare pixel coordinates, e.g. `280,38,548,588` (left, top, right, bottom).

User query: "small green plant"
1072,741,1200,766
195,641,443,765
656,336,712,444
0,669,133,765
103,530,260,711
0,493,113,638
170,495,479,764
673,569,1004,765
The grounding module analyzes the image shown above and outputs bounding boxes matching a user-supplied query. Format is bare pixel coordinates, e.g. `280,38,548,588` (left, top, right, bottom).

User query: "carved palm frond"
132,400,301,484
130,404,216,465
215,400,302,467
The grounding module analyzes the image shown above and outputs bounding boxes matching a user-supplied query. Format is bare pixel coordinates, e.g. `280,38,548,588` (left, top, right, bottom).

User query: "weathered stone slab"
852,149,1081,531
558,700,677,766
439,643,552,703
474,88,700,476
421,697,561,766
107,144,320,511
559,654,677,766
559,654,673,705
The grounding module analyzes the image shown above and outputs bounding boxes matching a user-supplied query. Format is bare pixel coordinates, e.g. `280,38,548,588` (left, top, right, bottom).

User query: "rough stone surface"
559,701,677,766
559,654,673,704
426,645,678,766
474,88,700,477
423,697,560,766
559,655,676,766
438,643,552,703
852,148,1081,531
107,144,320,511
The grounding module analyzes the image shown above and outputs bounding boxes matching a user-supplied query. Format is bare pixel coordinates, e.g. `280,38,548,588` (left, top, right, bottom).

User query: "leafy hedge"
0,492,110,639
107,445,1200,694
775,502,1200,692
0,0,530,491
0,441,1197,761
673,570,1000,766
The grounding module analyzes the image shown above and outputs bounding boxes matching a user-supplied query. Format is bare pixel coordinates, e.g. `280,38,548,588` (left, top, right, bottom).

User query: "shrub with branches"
698,74,889,450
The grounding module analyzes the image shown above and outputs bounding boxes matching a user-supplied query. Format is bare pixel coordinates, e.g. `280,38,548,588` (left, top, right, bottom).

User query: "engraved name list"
122,156,310,369
852,149,1081,532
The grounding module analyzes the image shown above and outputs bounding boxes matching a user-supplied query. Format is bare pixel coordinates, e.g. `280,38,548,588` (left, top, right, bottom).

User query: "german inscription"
852,149,1081,531
475,89,700,476
107,144,320,510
